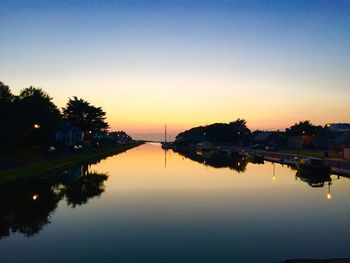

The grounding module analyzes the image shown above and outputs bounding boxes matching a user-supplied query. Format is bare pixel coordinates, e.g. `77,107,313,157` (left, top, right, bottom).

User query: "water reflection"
175,149,248,172
0,179,62,238
2,144,350,263
295,170,332,188
175,147,339,200
62,165,108,207
0,164,108,239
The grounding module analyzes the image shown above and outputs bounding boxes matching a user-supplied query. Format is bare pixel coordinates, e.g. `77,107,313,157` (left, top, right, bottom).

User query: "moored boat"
161,142,173,149
196,141,213,152
246,152,264,164
296,170,332,188
296,157,331,176
161,124,173,149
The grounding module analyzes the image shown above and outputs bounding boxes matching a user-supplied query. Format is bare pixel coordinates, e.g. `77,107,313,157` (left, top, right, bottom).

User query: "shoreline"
0,141,144,185
249,149,350,176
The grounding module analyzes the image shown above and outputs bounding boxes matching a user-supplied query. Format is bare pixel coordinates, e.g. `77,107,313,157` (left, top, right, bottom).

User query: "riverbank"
248,149,350,176
0,141,144,185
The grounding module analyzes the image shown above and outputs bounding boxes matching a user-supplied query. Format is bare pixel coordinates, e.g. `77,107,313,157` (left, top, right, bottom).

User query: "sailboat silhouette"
161,125,173,149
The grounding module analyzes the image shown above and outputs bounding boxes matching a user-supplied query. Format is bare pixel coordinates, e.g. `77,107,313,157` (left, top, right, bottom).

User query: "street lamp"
34,124,40,129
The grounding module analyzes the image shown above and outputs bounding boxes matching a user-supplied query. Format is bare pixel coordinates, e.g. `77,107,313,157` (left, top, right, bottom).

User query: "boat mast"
165,125,167,143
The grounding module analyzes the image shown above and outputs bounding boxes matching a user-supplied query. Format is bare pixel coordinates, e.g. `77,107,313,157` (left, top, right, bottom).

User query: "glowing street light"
34,124,40,129
32,194,39,201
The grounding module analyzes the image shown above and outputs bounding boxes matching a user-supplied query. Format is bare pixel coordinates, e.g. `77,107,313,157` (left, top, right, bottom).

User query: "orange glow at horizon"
7,69,350,140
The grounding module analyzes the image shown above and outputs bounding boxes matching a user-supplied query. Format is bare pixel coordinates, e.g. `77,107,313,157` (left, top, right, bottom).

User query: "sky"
1,0,350,140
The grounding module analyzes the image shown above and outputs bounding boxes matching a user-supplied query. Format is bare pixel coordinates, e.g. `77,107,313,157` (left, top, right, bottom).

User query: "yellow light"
32,194,39,200
327,193,332,200
34,124,40,129
273,176,276,182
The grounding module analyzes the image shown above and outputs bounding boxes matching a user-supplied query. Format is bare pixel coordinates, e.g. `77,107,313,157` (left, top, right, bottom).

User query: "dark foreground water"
1,143,350,262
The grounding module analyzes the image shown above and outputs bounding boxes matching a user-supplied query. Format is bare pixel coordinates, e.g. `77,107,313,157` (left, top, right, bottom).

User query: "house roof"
57,123,82,133
253,132,273,142
330,134,350,143
328,123,350,132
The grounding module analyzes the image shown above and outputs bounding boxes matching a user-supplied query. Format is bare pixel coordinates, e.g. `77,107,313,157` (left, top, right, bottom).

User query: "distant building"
344,148,350,160
109,131,132,144
252,131,287,149
327,123,350,132
326,123,350,151
288,135,317,149
287,135,329,150
328,134,350,152
93,130,110,139
55,124,84,148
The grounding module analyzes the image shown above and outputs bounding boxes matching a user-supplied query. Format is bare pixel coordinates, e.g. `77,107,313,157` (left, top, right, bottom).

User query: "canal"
1,143,350,262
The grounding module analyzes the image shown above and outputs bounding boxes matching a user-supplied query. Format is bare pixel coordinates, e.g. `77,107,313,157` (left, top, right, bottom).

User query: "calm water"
1,143,350,262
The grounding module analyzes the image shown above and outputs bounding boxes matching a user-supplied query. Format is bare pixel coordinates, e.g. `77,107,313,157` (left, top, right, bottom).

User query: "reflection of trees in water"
64,171,108,207
0,181,62,238
176,150,248,173
0,164,108,239
295,170,332,188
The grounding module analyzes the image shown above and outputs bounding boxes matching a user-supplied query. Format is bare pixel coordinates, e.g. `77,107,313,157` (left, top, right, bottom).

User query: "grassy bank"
0,141,144,185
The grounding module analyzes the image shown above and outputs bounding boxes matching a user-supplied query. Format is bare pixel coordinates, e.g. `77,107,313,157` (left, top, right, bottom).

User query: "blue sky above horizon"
1,0,350,140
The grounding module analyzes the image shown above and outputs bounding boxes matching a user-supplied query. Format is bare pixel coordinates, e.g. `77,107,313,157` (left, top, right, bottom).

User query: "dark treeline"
285,120,326,136
176,119,333,146
0,81,108,151
176,118,251,145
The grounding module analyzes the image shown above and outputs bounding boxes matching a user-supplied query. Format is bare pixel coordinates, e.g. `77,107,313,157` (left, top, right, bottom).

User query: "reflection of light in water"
327,182,332,200
32,194,39,200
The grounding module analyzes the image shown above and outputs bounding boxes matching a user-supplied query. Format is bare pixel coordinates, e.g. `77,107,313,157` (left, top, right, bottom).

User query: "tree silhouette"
0,82,16,149
62,96,109,138
230,118,250,135
17,87,62,147
0,82,14,104
286,120,325,136
0,84,61,149
175,119,251,145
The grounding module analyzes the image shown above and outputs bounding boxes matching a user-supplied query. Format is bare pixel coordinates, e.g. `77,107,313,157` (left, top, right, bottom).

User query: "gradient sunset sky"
1,0,349,140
